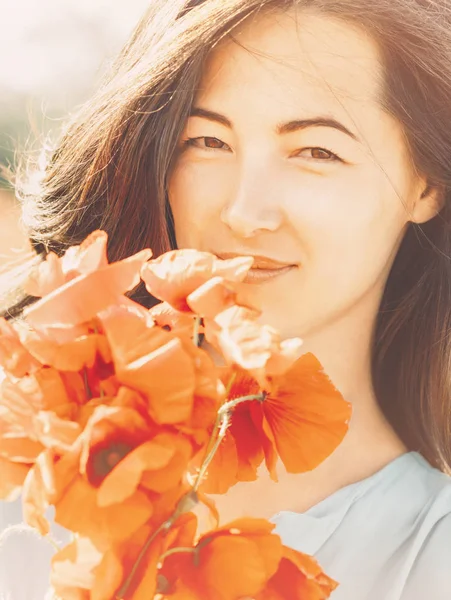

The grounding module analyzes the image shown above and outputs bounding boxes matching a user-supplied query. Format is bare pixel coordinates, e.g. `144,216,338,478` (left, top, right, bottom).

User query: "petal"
264,353,352,473
141,250,253,311
97,439,175,507
99,306,196,424
50,536,103,600
61,231,109,277
0,368,74,437
213,307,303,390
258,547,338,600
34,411,82,450
149,301,195,337
0,318,41,377
24,249,152,329
22,331,111,372
189,519,282,598
0,428,43,462
22,449,60,535
186,277,238,319
139,433,193,494
231,402,264,482
91,548,124,600
24,252,66,297
0,455,31,500
55,476,153,548
196,429,239,495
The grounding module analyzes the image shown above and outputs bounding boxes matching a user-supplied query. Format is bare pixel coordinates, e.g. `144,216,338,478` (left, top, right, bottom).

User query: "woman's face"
168,9,433,340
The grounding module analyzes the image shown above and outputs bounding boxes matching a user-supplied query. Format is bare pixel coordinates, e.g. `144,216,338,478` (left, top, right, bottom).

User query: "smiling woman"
1,1,451,599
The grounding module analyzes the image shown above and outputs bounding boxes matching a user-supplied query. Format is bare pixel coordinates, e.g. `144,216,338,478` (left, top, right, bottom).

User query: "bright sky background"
0,0,150,104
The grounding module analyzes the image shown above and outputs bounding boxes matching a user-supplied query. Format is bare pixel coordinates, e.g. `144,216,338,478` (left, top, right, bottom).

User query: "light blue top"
1,451,450,599
271,451,451,599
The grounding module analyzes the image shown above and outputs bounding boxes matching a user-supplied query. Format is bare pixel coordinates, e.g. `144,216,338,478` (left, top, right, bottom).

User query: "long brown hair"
2,0,451,472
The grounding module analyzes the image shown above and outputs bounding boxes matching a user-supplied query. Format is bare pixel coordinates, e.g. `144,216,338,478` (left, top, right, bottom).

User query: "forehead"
196,9,385,127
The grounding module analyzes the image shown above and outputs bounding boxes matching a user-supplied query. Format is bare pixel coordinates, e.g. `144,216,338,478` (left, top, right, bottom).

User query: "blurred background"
0,0,151,267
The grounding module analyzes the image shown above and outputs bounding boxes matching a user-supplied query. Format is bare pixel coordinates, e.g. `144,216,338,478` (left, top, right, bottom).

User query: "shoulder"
401,471,451,599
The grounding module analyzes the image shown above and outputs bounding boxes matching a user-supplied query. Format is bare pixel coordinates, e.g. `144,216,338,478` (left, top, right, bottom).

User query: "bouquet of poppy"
0,230,351,599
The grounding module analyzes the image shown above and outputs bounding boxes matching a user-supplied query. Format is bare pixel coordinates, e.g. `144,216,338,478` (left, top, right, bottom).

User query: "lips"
214,252,297,284
215,252,296,270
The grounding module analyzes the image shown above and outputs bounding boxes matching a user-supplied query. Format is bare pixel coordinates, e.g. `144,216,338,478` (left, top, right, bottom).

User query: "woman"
1,1,451,598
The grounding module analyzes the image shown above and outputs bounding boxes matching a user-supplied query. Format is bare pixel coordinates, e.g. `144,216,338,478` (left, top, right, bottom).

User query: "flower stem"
192,391,265,493
219,393,265,415
193,316,202,347
159,546,197,561
115,492,198,599
83,368,92,400
192,411,231,493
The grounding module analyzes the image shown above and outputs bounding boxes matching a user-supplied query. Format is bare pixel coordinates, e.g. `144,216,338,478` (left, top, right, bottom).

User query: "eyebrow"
189,106,360,142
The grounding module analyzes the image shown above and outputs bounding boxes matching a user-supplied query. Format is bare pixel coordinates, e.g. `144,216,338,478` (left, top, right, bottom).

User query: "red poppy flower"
199,353,352,493
159,518,337,600
23,231,151,331
255,546,338,600
98,304,222,430
205,305,304,392
22,387,193,549
48,514,198,600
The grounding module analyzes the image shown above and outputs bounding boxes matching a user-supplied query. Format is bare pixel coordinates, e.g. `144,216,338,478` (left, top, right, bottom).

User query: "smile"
242,265,296,284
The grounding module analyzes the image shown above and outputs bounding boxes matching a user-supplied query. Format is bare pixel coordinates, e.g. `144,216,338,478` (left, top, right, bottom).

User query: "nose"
220,172,284,238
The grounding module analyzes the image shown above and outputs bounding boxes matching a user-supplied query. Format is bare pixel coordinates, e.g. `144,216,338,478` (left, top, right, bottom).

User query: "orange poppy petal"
22,449,59,535
263,353,352,473
24,252,67,297
230,402,264,482
97,439,175,507
149,301,196,336
257,546,338,600
55,476,154,548
22,331,111,372
99,306,196,424
0,318,41,377
0,455,31,500
0,427,43,462
50,536,103,600
186,276,238,319
24,248,152,329
60,230,109,277
34,411,82,451
200,535,271,597
197,429,239,495
139,433,193,494
91,548,125,600
1,368,74,440
166,520,282,599
141,250,253,312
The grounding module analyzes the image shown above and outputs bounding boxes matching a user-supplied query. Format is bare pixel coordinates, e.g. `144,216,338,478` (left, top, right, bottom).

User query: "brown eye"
295,147,341,162
183,136,231,151
310,148,334,160
203,137,227,149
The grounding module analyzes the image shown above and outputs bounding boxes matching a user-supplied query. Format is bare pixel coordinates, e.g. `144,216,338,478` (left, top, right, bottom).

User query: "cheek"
293,171,409,288
167,160,233,247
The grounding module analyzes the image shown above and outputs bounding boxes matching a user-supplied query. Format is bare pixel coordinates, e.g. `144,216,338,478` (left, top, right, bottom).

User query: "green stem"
193,316,202,347
83,368,92,400
115,492,198,599
192,391,265,493
192,411,231,493
159,546,197,562
219,393,265,416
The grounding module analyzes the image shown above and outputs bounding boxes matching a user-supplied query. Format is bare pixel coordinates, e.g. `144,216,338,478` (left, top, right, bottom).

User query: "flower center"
89,441,133,485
